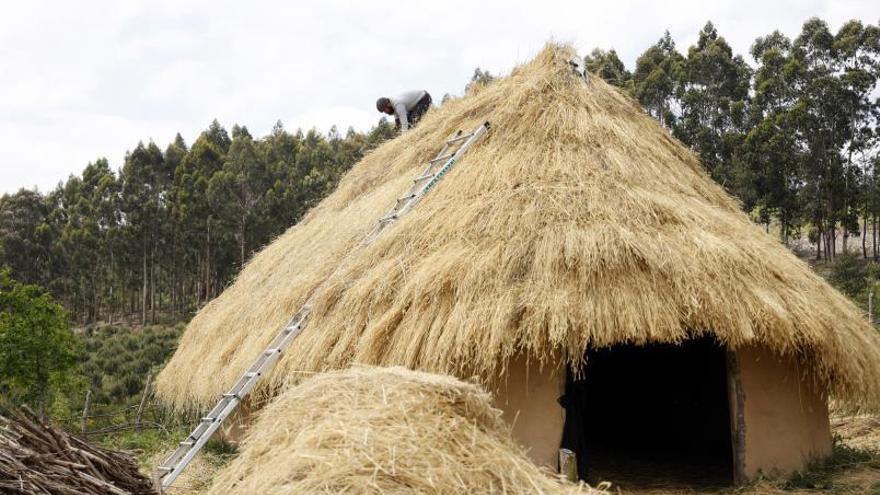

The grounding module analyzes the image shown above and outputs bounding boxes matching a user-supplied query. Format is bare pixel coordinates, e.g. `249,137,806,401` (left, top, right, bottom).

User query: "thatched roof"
204,366,601,494
157,44,880,411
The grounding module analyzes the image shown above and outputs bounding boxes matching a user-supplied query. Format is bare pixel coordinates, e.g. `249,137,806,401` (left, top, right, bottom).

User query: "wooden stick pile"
0,406,156,495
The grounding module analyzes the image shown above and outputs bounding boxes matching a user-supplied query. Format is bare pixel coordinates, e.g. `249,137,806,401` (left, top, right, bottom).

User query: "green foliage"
203,438,238,457
0,190,54,286
96,426,192,468
465,67,495,93
783,439,878,490
632,30,684,128
619,18,880,259
78,324,183,405
584,48,632,88
0,120,394,326
827,254,869,297
675,22,752,187
0,269,82,413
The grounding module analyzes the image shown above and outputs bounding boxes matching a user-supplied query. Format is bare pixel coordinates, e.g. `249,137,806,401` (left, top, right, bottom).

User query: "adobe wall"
730,345,832,479
491,353,566,468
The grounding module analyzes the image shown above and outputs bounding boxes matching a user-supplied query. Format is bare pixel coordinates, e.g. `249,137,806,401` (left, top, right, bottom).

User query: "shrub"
828,254,868,297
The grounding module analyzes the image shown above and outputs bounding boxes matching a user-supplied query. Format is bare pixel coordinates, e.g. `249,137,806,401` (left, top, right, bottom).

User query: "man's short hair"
376,97,391,112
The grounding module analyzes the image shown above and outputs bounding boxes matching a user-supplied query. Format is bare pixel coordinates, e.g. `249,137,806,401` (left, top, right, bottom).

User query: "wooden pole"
869,291,874,324
136,375,152,432
81,389,92,437
559,448,578,483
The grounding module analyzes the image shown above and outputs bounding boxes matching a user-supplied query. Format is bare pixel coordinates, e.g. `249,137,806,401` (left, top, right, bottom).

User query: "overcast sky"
0,0,877,193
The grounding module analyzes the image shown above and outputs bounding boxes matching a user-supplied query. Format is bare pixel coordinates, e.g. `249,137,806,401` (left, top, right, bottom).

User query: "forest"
0,121,395,326
586,19,880,260
0,17,878,330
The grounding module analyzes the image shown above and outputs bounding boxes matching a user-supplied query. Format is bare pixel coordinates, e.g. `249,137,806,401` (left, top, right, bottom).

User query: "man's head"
376,97,393,115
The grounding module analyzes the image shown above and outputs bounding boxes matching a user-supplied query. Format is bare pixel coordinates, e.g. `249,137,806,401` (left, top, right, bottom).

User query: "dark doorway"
560,337,733,489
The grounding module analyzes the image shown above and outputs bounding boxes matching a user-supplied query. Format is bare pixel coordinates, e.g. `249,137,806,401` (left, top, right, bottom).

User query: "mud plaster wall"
733,345,832,479
217,358,568,460
491,353,566,468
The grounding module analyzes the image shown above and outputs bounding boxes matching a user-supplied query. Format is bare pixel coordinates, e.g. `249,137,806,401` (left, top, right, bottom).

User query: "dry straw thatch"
157,43,880,412
204,366,602,494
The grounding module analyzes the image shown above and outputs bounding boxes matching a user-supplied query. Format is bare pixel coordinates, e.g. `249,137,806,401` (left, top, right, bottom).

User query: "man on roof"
376,90,432,132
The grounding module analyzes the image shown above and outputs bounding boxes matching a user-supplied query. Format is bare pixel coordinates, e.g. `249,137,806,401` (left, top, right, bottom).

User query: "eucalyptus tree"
632,30,684,128
584,48,633,89
675,22,753,188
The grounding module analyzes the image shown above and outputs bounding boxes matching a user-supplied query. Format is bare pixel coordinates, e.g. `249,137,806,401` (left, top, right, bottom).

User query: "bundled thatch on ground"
831,414,880,452
0,407,155,495
157,43,880,412
204,366,603,494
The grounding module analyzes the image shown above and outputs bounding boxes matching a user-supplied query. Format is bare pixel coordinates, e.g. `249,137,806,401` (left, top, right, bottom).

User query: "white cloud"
0,0,878,192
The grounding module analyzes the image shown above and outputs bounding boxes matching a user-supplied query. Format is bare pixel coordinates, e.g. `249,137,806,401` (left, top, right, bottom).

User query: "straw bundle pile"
157,43,880,412
204,366,602,494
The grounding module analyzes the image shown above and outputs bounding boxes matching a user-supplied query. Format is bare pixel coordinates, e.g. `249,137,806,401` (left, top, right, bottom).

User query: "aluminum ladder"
156,121,490,491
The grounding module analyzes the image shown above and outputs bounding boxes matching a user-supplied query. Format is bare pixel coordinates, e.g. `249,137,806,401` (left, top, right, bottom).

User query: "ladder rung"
157,466,173,472
179,441,194,447
396,194,416,204
245,372,260,378
222,393,239,399
446,132,472,144
430,152,456,164
414,173,435,182
201,417,216,422
264,348,281,356
379,214,397,223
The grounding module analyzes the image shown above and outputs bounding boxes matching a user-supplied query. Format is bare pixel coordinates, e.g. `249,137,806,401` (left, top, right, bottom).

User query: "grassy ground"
88,424,235,494
147,440,237,494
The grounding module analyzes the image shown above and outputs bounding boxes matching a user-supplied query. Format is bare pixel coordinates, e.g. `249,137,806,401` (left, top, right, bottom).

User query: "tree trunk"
150,246,156,323
240,213,247,269
205,218,211,305
142,238,147,327
871,214,877,261
196,252,202,309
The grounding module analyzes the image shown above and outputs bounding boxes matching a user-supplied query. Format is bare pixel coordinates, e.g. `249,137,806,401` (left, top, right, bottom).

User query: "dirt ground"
624,415,880,495
150,449,230,495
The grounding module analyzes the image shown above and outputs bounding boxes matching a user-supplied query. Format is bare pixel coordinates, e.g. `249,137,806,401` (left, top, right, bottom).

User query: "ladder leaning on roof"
155,121,491,491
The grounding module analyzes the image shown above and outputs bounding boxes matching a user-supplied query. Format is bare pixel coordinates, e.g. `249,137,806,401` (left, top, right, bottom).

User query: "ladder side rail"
414,123,487,203
159,311,311,488
368,124,487,241
387,130,466,211
161,343,288,488
158,122,489,491
393,123,489,221
160,396,241,487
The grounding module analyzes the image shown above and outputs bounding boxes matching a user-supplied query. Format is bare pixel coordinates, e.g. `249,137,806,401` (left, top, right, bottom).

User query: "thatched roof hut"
203,366,600,494
157,44,880,485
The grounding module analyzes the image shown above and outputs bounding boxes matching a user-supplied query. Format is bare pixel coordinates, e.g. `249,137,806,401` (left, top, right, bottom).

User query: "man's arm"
394,101,409,131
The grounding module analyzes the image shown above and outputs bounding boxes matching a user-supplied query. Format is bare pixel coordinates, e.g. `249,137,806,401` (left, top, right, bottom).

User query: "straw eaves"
156,43,880,412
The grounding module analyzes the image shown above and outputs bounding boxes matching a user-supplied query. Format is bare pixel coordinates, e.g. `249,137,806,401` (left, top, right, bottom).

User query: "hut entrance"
561,337,733,488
